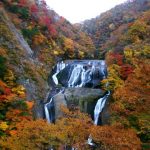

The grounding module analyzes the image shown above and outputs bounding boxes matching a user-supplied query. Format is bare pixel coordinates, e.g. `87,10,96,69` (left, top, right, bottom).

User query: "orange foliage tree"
0,107,92,150
54,106,92,149
113,60,150,115
0,119,59,150
90,125,141,150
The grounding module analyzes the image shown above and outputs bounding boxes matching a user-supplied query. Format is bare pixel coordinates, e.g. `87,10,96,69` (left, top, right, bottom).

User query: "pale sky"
46,0,127,23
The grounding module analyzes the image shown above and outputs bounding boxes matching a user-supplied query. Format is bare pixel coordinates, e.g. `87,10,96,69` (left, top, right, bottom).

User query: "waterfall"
68,64,93,87
87,91,110,147
45,61,67,123
44,60,110,149
45,60,109,124
52,61,66,85
79,67,91,87
45,89,64,123
44,98,53,123
94,91,110,125
68,64,83,87
54,60,107,88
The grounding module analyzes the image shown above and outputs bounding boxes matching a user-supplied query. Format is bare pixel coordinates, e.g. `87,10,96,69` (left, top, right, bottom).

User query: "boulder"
53,93,67,120
53,88,105,120
33,100,45,119
56,65,74,86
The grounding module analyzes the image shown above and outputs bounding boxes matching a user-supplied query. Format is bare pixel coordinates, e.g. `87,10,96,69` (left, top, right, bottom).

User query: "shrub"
21,27,39,41
0,56,7,80
18,7,29,19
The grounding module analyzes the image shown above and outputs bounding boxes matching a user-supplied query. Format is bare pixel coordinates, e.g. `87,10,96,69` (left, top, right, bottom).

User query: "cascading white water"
45,61,67,123
67,60,107,88
94,91,110,125
79,67,91,87
44,100,52,123
52,61,66,85
68,64,83,87
100,61,107,79
45,89,64,123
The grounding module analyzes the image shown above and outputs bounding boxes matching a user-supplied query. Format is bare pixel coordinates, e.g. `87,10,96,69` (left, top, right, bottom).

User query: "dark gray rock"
100,95,111,125
53,88,105,120
65,88,105,119
64,88,104,102
53,93,67,120
33,100,45,119
56,65,74,86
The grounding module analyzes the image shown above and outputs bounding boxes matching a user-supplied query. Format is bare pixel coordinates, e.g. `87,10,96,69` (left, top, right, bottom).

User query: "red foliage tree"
48,25,57,37
107,52,124,66
30,4,38,13
18,0,27,7
39,16,51,26
120,64,133,80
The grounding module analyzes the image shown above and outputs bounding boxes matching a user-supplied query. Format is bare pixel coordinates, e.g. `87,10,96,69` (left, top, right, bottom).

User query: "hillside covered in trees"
78,0,150,57
0,0,149,149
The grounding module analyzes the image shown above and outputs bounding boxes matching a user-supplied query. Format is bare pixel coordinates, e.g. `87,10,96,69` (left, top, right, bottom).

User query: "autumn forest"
0,0,150,149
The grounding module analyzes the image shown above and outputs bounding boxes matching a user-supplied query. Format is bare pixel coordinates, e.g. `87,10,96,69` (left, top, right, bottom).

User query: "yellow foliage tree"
0,122,8,131
63,37,74,57
102,64,124,90
12,85,26,96
3,70,15,87
32,33,47,45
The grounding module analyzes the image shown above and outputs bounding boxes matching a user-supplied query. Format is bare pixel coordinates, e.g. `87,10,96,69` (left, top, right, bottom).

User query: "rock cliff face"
0,8,49,118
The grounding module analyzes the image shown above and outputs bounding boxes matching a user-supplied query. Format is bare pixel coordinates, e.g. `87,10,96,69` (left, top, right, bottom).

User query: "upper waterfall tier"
51,60,107,88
